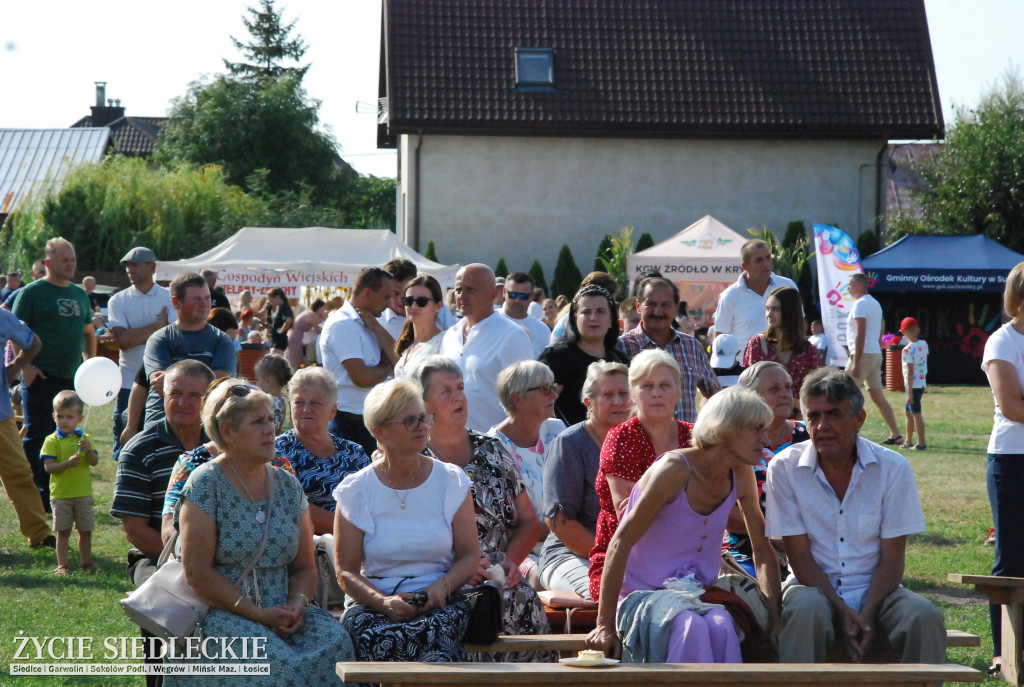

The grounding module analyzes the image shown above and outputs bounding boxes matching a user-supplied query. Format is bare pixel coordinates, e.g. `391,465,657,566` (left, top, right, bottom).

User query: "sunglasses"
390,412,436,431
506,292,531,301
401,296,436,307
227,385,254,398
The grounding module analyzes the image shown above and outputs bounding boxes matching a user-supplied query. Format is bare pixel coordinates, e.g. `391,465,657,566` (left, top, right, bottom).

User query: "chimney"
89,82,125,127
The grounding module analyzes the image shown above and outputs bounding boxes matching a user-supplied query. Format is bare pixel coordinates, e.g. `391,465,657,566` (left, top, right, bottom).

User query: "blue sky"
2,0,1020,178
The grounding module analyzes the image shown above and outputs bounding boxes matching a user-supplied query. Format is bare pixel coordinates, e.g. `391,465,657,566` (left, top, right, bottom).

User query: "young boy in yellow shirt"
42,391,99,576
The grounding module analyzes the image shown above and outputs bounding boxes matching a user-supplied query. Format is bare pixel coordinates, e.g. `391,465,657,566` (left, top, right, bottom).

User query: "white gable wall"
399,134,883,282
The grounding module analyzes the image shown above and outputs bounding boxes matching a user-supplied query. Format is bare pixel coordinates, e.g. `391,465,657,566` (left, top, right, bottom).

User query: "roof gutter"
413,129,423,251
874,139,889,238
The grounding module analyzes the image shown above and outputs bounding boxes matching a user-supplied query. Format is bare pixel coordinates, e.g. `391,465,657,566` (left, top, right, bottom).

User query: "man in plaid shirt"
617,277,720,422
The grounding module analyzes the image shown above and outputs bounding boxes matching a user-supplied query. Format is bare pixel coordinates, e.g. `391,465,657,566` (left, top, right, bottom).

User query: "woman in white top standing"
981,261,1024,678
393,275,446,378
333,378,480,662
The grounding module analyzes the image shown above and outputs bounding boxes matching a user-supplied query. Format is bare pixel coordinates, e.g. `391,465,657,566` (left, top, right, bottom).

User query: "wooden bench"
948,573,1024,684
465,629,979,656
336,661,981,687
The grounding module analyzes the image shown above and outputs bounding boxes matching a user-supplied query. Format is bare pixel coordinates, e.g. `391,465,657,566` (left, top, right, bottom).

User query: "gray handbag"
120,465,276,647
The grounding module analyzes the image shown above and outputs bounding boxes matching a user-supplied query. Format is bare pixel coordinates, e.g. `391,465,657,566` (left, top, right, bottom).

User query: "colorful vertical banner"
813,224,863,367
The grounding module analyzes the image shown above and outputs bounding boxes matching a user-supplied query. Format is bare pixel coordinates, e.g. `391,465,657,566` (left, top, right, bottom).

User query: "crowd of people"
0,235,1003,684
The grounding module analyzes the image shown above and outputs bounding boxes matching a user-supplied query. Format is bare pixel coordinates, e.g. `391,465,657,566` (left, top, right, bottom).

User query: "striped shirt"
616,324,721,423
111,419,204,531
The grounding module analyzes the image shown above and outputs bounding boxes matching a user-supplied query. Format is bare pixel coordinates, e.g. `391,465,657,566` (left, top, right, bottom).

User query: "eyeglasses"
527,384,558,395
389,412,436,431
506,291,531,301
402,296,436,307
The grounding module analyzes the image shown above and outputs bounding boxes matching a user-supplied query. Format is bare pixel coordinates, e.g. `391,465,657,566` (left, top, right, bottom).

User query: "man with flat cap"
106,247,175,461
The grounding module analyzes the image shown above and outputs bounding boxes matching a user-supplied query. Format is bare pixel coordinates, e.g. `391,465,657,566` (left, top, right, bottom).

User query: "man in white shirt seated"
764,367,945,664
441,264,533,432
500,271,554,358
714,239,798,345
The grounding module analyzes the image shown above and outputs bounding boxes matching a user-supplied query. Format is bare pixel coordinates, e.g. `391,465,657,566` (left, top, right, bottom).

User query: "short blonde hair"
1005,262,1024,318
692,386,772,449
288,366,338,400
497,360,554,413
363,378,423,432
45,237,74,260
202,379,273,447
53,390,84,414
628,349,681,391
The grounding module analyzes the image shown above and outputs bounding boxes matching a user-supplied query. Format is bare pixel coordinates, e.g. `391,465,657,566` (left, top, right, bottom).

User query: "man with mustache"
616,277,720,422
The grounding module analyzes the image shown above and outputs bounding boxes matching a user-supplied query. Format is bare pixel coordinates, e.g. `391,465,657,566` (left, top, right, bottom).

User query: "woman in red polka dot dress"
588,349,694,601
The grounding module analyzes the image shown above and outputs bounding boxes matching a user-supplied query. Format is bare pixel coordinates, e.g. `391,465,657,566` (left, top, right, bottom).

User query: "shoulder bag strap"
232,465,277,587
759,334,769,357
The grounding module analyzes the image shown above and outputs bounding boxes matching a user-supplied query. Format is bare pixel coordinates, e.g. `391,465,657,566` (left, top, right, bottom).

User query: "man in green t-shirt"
13,238,96,510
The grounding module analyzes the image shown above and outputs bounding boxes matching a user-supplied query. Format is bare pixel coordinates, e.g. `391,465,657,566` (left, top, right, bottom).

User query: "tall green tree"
529,261,549,296
494,258,509,279
889,71,1024,251
635,232,655,253
425,241,439,261
594,234,613,272
599,226,635,296
550,245,583,299
225,0,309,80
156,73,339,198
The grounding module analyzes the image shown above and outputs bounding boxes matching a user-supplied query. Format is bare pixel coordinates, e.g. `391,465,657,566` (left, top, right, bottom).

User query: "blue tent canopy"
862,235,1024,292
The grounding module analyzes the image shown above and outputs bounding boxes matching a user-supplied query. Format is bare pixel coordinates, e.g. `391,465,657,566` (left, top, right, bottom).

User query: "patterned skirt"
341,600,472,662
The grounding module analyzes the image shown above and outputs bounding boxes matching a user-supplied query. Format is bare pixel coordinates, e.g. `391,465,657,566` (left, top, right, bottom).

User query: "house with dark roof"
379,0,944,277
70,83,166,158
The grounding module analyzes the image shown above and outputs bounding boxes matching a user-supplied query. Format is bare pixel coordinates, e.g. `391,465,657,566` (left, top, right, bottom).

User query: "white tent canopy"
626,215,747,324
156,227,460,298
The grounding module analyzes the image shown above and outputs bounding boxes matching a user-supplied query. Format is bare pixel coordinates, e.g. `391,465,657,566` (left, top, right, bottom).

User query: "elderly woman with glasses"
168,380,355,685
275,367,370,534
393,275,446,378
537,361,631,600
333,379,480,663
589,349,693,602
410,356,553,662
488,362,567,550
539,285,628,425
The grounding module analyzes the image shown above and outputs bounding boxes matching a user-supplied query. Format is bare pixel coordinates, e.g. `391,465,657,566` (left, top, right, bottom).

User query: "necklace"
227,458,268,524
379,459,418,510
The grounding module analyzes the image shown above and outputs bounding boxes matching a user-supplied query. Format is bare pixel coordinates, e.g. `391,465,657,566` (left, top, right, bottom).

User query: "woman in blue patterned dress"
275,367,370,534
168,380,354,686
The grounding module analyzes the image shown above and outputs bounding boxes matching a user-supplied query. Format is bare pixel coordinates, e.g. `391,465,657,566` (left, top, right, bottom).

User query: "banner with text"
216,270,352,299
813,224,863,367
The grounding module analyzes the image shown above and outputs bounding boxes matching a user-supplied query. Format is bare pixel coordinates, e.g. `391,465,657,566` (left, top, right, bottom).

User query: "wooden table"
948,573,1024,684
336,661,981,687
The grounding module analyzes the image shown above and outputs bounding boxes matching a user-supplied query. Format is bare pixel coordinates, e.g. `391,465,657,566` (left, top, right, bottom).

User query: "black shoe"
31,535,56,549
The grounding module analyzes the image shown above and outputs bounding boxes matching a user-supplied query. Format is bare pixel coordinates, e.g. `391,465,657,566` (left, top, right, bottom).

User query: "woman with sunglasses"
487,361,566,584
539,285,627,425
393,275,445,378
168,380,355,683
410,356,553,662
334,379,480,663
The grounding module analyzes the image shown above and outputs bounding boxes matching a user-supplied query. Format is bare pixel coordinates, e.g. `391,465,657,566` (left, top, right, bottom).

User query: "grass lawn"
0,385,1008,684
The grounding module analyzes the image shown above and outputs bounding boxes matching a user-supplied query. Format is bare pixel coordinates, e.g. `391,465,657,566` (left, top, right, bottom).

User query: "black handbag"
454,580,504,645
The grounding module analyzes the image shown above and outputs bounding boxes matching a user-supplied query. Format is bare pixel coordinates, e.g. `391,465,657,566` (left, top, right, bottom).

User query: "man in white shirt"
714,239,798,345
441,264,533,431
765,367,945,664
378,258,457,339
319,266,397,454
500,271,553,357
845,273,902,444
106,247,176,460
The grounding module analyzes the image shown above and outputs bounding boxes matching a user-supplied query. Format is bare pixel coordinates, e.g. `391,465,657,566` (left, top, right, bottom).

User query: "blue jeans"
987,453,1024,657
111,387,132,461
22,374,74,509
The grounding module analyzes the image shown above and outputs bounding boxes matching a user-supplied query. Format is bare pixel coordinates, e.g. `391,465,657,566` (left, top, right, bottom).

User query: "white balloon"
74,357,122,407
